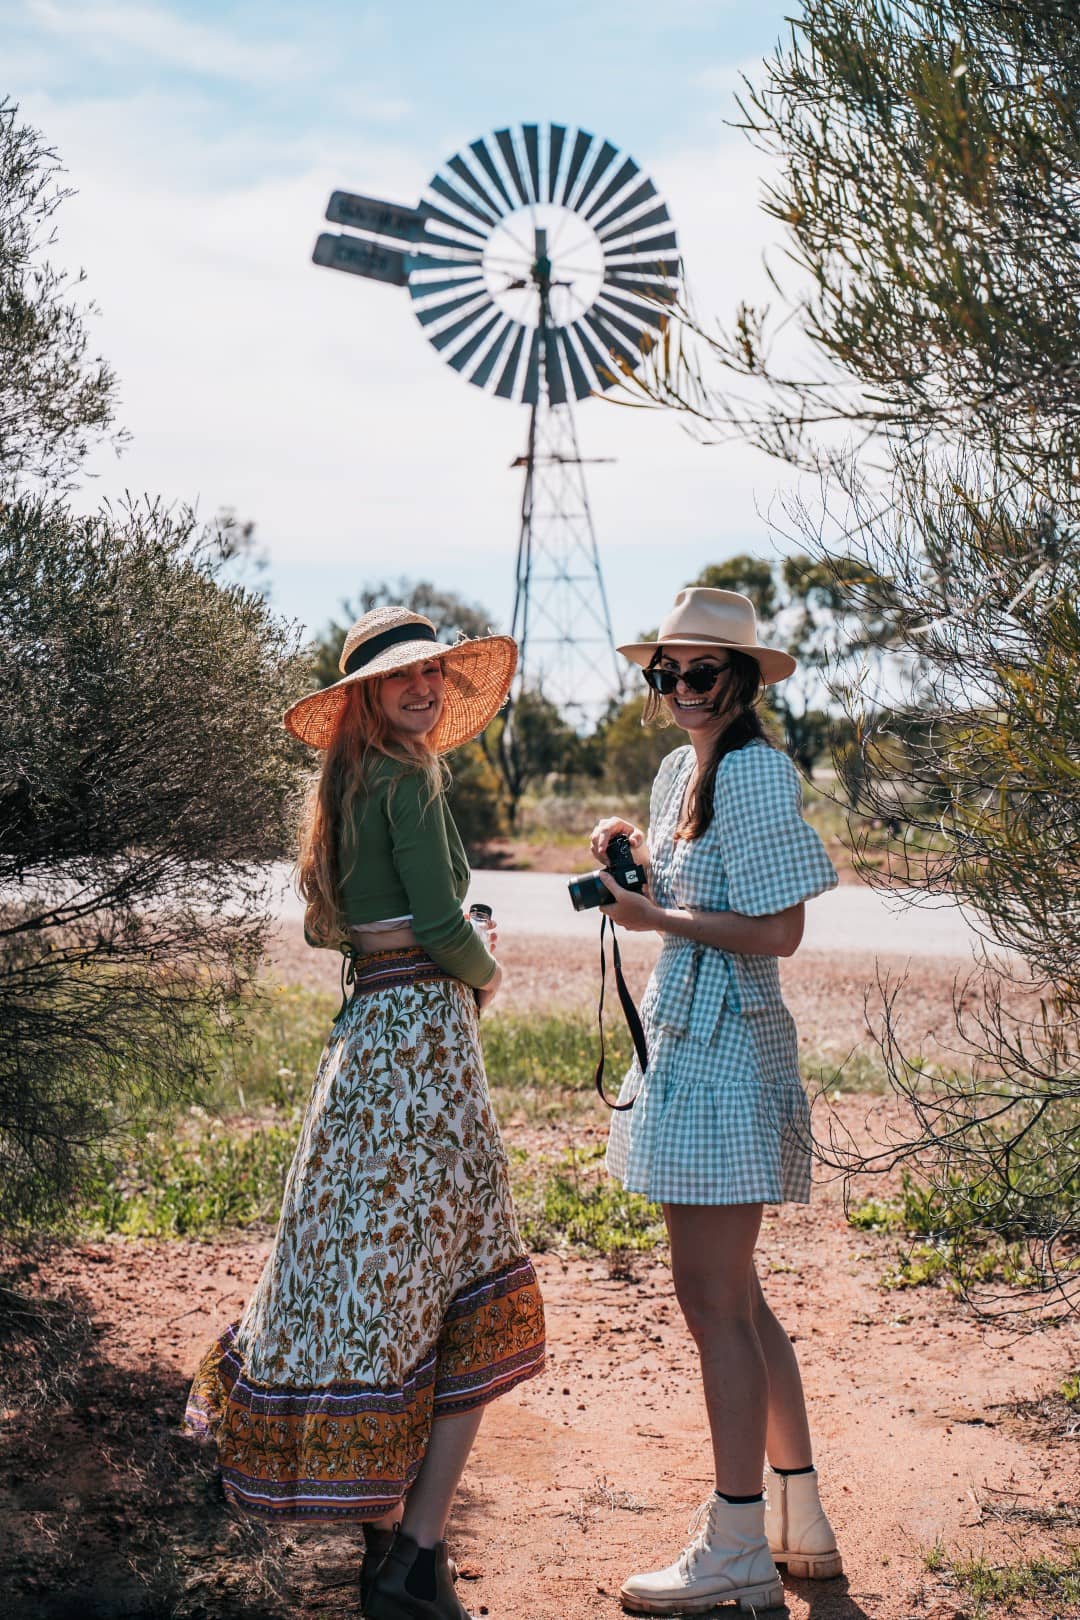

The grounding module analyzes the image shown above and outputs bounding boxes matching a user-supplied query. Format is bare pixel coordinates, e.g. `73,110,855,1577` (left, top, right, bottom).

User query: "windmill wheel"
406,123,680,405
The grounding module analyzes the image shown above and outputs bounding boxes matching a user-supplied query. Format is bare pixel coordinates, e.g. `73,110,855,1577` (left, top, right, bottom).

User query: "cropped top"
306,754,496,990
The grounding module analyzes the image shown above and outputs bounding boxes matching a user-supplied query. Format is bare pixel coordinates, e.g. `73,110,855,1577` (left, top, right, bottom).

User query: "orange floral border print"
185,1255,545,1520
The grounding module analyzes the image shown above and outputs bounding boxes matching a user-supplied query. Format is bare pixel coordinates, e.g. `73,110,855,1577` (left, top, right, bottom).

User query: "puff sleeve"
715,744,837,916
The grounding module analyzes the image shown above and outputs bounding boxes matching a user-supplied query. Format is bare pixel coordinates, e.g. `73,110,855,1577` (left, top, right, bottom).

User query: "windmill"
313,121,679,736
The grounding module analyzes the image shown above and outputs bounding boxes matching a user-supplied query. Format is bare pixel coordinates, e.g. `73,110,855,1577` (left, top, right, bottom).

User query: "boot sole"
619,1577,785,1614
774,1549,843,1580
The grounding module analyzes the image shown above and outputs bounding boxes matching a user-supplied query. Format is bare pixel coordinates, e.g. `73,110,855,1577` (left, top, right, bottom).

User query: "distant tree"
595,693,684,797
0,498,305,1228
493,688,601,829
0,99,122,490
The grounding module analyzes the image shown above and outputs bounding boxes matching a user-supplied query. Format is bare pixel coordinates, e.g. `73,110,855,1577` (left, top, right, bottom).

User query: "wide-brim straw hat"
617,586,796,685
284,605,518,752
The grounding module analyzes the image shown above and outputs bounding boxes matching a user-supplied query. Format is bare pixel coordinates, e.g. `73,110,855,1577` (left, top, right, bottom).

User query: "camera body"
568,832,648,912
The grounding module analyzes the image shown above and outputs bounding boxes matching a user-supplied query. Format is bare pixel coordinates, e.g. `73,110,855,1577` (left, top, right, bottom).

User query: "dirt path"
5,1138,1077,1619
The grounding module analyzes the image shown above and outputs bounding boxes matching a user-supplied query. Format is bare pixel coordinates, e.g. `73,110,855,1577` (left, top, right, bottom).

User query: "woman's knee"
673,1273,756,1344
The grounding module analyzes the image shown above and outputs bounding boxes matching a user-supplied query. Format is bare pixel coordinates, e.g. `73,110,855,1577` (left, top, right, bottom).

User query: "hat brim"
283,635,518,751
616,636,796,686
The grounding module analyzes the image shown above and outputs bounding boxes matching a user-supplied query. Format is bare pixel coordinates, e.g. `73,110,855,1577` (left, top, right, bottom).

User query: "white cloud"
25,0,310,84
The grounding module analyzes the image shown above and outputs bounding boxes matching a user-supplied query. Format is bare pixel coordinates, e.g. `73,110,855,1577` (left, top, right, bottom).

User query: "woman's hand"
595,872,663,932
475,961,504,1013
589,816,648,864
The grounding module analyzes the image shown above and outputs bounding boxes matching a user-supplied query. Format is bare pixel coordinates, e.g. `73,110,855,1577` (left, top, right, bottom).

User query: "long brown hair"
644,649,770,841
296,677,446,944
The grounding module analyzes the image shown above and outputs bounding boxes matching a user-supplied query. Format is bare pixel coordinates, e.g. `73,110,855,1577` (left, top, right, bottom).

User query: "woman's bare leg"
751,1270,813,1470
664,1202,767,1496
399,1406,485,1547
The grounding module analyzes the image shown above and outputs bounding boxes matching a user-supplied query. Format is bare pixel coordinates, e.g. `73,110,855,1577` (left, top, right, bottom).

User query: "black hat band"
343,623,438,675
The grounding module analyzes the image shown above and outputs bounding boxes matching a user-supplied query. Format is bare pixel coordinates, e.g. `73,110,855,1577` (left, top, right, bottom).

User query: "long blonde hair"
297,677,447,944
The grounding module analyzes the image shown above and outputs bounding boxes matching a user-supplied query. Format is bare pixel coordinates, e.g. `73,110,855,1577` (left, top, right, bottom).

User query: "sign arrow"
325,190,426,242
312,232,408,286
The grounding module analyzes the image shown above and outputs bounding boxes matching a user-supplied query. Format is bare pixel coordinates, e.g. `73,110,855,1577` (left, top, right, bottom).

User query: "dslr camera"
568,832,648,912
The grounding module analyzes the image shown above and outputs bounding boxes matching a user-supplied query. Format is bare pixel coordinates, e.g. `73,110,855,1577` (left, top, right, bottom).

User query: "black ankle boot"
360,1524,396,1611
364,1531,472,1620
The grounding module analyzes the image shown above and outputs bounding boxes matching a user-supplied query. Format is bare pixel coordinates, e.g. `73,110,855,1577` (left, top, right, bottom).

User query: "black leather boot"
360,1524,396,1610
364,1531,472,1620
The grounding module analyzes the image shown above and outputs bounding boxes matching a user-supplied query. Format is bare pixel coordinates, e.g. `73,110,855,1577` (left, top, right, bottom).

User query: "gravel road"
267,863,992,959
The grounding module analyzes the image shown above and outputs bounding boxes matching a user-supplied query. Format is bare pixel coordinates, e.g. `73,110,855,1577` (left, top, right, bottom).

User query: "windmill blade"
583,309,643,374
494,326,527,398
521,328,543,404
431,300,499,353
405,271,485,300
592,178,657,236
414,226,486,257
571,140,618,212
588,301,654,355
599,203,672,247
560,128,593,206
542,326,568,404
604,270,678,305
523,125,542,204
604,231,679,260
547,124,567,201
407,249,484,274
413,286,492,327
422,203,489,242
469,136,517,212
571,318,623,392
558,328,595,400
495,128,532,206
446,309,503,374
430,174,499,230
469,317,516,388
605,258,681,285
584,156,640,222
448,153,508,220
597,288,669,331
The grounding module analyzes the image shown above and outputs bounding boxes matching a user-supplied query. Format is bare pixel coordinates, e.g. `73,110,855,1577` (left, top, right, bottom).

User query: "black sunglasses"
643,660,729,696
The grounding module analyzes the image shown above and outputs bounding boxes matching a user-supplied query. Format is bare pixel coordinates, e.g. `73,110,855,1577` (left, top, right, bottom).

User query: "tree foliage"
637,0,1080,1315
0,498,305,1226
0,100,121,490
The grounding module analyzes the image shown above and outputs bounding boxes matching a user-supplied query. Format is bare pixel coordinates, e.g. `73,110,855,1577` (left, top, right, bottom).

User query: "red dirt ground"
2,935,1075,1619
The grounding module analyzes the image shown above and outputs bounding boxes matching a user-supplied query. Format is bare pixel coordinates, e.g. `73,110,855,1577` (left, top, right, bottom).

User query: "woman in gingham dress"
590,587,842,1616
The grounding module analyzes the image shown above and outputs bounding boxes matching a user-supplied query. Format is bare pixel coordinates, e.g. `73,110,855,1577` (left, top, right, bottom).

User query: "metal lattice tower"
312,121,680,723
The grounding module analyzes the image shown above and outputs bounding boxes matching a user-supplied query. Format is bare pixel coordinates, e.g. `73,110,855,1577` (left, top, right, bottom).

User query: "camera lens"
567,873,610,911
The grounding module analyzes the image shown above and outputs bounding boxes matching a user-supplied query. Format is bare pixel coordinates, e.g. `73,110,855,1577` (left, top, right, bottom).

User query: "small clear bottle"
468,903,495,949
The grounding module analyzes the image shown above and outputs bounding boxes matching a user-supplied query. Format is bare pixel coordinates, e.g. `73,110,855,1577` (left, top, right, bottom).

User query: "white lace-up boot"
619,1495,784,1614
764,1465,843,1579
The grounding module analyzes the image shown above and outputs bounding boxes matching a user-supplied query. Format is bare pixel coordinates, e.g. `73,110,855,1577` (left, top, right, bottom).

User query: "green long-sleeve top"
308,756,496,989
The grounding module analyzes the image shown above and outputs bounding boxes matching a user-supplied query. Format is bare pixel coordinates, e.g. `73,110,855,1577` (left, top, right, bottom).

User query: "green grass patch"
510,1144,666,1256
934,1547,1080,1615
73,987,883,1248
83,1118,298,1238
848,1171,1044,1293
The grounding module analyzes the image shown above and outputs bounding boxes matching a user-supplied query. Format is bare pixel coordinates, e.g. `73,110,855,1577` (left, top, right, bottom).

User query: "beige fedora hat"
618,586,796,685
283,605,518,752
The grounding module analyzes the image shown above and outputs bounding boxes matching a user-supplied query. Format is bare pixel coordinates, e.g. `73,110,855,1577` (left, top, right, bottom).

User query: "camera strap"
595,912,648,1110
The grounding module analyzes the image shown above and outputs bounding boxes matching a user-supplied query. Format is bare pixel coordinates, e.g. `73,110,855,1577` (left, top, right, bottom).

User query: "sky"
3,0,805,682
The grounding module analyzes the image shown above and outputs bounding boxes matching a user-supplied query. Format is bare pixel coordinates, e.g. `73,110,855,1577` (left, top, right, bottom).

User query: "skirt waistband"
336,946,459,1019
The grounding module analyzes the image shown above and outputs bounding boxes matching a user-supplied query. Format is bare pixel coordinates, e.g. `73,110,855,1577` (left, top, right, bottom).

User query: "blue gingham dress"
606,741,838,1205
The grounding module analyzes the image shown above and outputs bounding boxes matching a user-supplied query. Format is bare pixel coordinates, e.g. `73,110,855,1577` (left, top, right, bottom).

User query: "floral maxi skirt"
185,949,546,1521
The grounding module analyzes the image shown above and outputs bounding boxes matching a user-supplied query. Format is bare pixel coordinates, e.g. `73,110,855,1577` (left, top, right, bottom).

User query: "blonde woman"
590,588,841,1615
186,606,545,1620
